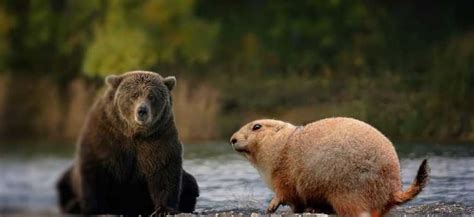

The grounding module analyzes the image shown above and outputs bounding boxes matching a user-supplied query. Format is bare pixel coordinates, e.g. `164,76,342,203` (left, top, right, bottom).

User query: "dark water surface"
0,143,473,215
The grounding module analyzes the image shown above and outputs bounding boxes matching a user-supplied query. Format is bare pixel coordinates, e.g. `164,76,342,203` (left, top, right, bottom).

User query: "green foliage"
140,0,219,64
0,0,100,77
0,0,473,141
0,4,14,70
83,0,156,76
83,26,156,77
430,34,474,106
83,0,218,76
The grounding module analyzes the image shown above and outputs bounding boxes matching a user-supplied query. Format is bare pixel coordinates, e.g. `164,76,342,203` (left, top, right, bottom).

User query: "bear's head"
104,71,176,135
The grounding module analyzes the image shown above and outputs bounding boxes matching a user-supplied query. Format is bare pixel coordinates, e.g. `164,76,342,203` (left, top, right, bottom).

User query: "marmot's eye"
252,124,262,131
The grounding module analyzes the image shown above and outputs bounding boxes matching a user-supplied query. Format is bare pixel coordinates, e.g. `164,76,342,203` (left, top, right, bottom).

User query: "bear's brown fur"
56,71,199,215
230,118,429,216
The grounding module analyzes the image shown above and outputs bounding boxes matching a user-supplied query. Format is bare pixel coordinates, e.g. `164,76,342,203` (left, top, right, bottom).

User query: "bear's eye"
148,94,155,102
131,93,139,99
252,124,262,131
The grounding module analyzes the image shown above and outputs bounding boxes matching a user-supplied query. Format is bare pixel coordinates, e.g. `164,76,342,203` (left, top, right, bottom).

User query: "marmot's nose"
137,106,148,119
230,138,237,145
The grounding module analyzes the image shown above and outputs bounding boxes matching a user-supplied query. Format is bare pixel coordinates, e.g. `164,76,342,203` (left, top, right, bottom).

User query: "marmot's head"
230,119,294,163
105,71,176,134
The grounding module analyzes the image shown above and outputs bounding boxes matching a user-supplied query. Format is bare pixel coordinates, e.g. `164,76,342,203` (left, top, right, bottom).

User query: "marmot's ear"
163,76,176,91
274,124,285,132
105,75,123,88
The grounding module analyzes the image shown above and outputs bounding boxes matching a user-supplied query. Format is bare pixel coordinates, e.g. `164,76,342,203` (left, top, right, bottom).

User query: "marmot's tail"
393,159,430,205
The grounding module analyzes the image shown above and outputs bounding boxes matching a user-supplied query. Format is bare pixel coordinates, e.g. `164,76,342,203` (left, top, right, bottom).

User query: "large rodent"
56,71,199,215
230,117,429,216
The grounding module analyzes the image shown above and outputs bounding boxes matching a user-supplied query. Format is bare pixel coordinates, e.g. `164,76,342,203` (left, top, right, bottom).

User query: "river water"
0,143,473,215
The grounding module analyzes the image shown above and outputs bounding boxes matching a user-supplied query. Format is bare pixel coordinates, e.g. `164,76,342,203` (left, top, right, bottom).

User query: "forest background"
0,0,473,145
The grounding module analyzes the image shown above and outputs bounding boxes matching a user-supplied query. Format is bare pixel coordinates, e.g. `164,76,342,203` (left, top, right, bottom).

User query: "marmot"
230,117,429,216
56,71,199,215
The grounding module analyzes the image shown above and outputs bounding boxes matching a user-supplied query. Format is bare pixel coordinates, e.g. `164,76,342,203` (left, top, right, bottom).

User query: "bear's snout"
135,104,151,125
137,106,148,118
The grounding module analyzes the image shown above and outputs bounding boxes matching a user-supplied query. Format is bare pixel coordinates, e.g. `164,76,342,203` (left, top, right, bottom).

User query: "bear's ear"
105,75,123,88
163,76,176,91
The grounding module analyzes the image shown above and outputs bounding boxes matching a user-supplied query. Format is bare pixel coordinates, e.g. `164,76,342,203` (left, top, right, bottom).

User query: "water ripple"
0,148,473,214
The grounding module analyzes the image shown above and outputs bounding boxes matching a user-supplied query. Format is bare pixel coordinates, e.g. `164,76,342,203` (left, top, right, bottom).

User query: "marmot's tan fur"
230,117,429,216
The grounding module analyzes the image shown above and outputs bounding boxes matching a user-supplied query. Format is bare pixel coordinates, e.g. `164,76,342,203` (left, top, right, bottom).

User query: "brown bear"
56,70,199,215
57,165,199,214
230,118,429,216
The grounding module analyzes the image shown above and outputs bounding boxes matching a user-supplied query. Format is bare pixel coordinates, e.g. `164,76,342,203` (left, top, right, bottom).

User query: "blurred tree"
2,0,100,80
196,0,376,75
82,0,156,77
0,3,14,71
83,0,219,77
0,0,473,142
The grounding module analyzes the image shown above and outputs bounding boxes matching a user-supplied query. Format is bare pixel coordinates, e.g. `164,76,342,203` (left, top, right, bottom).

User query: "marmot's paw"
265,207,277,214
265,197,281,214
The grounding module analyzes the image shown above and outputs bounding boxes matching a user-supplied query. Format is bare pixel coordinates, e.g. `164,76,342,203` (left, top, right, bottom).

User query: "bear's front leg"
146,159,183,214
79,163,109,214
